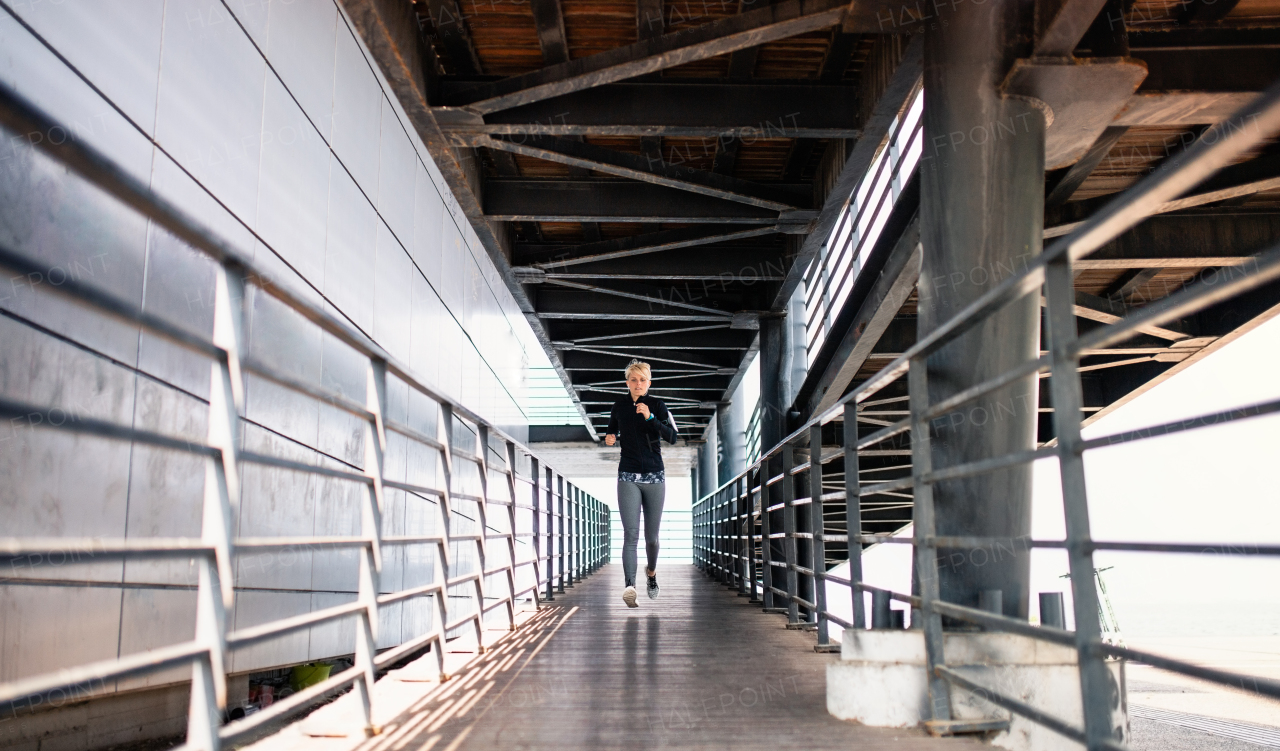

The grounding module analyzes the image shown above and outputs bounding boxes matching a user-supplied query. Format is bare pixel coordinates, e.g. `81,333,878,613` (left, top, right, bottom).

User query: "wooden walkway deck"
255,565,981,751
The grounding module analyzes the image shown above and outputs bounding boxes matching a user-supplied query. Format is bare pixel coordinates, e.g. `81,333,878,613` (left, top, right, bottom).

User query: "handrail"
0,80,612,749
695,79,1280,751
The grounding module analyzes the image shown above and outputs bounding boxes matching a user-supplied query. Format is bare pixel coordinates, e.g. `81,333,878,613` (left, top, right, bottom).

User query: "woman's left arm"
651,401,679,444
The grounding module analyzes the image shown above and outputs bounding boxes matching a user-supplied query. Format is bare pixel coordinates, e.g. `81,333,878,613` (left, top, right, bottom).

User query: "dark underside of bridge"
350,0,1279,536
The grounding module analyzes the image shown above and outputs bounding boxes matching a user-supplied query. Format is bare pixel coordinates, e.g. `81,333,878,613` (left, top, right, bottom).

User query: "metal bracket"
513,266,548,284
731,311,761,330
1000,57,1148,170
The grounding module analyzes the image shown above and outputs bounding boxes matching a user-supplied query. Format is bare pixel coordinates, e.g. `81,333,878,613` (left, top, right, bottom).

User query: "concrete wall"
0,0,546,710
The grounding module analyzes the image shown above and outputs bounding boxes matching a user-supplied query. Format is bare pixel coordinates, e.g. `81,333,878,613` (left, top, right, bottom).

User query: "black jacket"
606,395,679,474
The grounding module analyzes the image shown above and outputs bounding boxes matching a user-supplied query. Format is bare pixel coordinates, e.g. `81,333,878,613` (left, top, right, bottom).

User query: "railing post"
556,475,566,593
747,468,757,601
433,404,456,679
752,467,765,605
810,422,831,648
752,458,773,611
734,477,745,593
1046,254,1121,749
714,490,724,583
570,483,581,585
544,466,555,602
473,426,493,650
353,358,388,732
188,263,248,751
503,441,524,625
781,445,800,625
575,487,582,581
531,457,543,608
843,402,865,630
909,359,952,722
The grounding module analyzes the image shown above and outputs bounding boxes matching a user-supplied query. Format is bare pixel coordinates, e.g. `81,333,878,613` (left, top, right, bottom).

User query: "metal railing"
804,87,922,362
694,80,1280,750
0,82,610,749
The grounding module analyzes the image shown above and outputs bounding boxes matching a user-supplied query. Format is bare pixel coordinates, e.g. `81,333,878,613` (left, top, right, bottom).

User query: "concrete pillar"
716,399,745,485
699,418,720,497
785,283,808,407
760,317,786,449
916,0,1044,620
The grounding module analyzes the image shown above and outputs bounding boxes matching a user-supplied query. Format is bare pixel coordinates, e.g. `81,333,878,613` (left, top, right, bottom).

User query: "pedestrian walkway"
252,565,980,751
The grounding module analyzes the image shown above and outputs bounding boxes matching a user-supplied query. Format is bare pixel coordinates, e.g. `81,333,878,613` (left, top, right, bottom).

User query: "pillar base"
827,630,1128,751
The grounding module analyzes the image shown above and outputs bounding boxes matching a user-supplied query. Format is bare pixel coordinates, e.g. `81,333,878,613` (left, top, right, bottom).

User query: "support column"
716,400,745,486
699,424,719,498
916,0,1044,620
759,317,786,449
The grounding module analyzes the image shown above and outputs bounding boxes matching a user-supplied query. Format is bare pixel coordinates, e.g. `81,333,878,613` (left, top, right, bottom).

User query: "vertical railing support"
544,466,555,602
909,360,951,722
843,402,865,630
556,475,566,593
434,404,456,677
748,468,761,603
503,441,525,625
353,358,389,733
1045,255,1122,749
781,446,800,625
188,263,248,751
473,426,492,651
531,457,543,609
810,422,830,648
760,461,776,610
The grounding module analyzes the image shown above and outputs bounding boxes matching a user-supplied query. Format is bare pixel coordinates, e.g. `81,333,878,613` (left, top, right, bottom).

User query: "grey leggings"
617,481,665,587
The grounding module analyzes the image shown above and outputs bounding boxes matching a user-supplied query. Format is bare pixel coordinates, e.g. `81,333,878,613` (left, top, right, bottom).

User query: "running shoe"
647,573,660,600
622,585,638,608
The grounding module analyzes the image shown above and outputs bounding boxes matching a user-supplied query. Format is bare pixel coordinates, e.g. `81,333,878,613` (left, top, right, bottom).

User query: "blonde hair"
624,359,651,380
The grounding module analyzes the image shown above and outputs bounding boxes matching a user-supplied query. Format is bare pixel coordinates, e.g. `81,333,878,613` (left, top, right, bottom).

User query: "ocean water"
1116,601,1280,638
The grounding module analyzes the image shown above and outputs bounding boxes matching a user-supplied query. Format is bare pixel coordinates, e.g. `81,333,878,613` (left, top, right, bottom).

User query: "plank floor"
343,564,982,751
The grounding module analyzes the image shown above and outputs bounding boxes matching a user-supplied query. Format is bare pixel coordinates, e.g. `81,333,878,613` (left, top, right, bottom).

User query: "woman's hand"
605,433,616,446
635,402,651,420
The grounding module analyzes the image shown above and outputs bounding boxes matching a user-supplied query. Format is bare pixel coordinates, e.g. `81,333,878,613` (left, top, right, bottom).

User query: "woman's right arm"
605,402,619,445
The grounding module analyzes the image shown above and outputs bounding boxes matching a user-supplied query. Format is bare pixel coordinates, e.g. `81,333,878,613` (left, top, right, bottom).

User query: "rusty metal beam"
436,0,848,117
479,134,806,210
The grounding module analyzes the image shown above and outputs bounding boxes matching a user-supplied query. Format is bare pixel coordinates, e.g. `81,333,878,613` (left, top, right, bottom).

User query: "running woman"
605,360,678,608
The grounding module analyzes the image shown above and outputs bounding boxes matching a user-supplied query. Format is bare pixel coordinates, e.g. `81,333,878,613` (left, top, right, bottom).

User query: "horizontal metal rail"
694,79,1280,751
